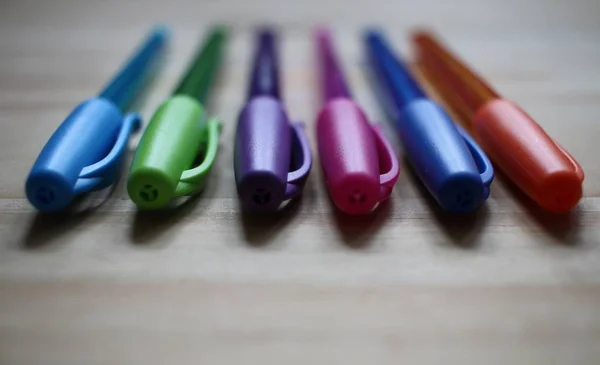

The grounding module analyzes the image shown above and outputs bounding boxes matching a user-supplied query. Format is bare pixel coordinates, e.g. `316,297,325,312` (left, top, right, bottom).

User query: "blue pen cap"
26,98,140,211
399,99,493,212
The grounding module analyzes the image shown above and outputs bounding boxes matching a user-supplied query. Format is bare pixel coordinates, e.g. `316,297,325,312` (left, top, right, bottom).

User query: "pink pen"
315,28,400,215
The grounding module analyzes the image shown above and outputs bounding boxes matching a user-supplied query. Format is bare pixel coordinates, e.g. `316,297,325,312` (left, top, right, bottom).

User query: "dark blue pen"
25,27,169,212
364,30,494,212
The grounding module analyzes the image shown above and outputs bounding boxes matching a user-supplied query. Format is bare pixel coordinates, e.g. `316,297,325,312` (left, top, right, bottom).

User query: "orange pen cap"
413,31,584,213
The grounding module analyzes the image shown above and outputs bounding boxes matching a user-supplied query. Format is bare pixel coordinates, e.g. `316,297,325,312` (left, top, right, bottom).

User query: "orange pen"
413,31,584,213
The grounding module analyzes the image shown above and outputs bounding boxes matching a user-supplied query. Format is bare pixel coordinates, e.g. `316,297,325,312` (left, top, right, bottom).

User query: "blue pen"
25,27,169,212
364,30,494,212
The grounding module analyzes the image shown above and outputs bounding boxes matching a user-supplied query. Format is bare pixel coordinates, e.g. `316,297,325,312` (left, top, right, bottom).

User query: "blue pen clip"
364,30,494,212
25,27,169,212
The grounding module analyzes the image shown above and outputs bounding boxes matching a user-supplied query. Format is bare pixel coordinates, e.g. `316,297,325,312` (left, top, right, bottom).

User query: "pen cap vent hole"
35,186,56,205
455,190,474,209
252,188,271,206
438,176,485,213
348,190,367,204
139,184,159,203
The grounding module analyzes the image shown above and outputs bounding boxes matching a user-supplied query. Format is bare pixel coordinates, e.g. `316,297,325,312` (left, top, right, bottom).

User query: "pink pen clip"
315,28,400,215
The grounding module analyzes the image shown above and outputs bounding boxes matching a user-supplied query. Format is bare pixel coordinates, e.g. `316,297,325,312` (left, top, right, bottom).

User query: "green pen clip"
128,27,227,209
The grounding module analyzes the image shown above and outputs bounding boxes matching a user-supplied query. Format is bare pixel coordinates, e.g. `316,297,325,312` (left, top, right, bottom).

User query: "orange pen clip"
413,31,584,213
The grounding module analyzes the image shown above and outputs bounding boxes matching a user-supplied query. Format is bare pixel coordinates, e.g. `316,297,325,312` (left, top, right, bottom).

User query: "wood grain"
1,0,599,364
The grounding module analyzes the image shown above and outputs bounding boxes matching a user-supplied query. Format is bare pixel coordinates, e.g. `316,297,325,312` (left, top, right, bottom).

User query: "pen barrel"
317,98,381,215
128,95,205,209
235,97,291,211
399,99,487,212
365,31,426,108
315,28,352,102
248,30,280,100
173,27,227,103
26,98,123,211
473,99,584,213
99,27,169,111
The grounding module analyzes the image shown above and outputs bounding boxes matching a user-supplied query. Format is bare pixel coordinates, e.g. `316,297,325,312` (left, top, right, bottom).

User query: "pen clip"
454,123,494,198
284,122,312,199
371,123,400,201
176,117,222,196
75,113,142,194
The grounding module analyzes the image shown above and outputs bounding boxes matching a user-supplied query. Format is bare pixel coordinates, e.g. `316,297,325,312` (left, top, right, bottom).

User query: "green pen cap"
128,26,227,209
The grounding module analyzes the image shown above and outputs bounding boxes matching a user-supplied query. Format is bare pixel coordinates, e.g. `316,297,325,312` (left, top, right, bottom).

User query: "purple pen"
234,28,312,212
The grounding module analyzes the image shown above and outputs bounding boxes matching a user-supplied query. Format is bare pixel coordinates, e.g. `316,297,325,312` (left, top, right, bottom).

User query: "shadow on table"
22,212,91,250
403,160,489,249
129,132,226,246
239,174,318,248
239,196,305,248
129,194,202,246
496,172,582,246
21,185,117,250
331,198,393,250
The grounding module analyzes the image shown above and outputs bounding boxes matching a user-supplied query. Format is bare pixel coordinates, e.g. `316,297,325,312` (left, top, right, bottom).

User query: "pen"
25,27,169,212
315,28,399,215
128,26,226,209
234,28,312,211
413,31,584,213
364,30,494,212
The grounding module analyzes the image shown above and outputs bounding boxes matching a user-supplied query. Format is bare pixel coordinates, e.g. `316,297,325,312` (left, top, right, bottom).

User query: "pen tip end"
363,28,385,45
212,24,229,36
411,28,435,44
152,24,171,43
363,27,381,36
314,26,332,40
256,26,277,42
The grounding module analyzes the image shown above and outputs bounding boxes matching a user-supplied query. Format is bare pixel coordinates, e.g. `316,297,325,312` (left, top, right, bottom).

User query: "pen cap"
474,99,584,213
235,96,291,211
399,99,490,212
317,98,382,215
128,95,205,209
26,98,123,211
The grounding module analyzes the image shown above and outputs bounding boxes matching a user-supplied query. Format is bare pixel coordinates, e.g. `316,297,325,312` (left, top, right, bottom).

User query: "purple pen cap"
234,28,311,212
234,97,311,211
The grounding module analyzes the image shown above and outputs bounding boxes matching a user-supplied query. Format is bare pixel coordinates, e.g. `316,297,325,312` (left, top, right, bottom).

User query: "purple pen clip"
315,28,400,215
235,29,312,212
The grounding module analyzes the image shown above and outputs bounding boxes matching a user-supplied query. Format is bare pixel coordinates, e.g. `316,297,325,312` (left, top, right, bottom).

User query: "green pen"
128,26,227,209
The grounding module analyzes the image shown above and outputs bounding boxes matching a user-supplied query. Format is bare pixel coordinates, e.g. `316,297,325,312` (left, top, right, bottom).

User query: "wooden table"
1,0,599,364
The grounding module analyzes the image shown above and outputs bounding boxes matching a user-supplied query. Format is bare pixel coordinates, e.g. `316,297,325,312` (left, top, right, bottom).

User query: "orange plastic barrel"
413,31,584,213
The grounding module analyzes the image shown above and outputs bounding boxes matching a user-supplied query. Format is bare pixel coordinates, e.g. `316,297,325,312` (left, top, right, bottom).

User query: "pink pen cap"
315,28,399,215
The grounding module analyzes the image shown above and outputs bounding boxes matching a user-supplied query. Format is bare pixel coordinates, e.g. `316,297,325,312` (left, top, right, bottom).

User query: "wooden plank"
1,0,599,363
